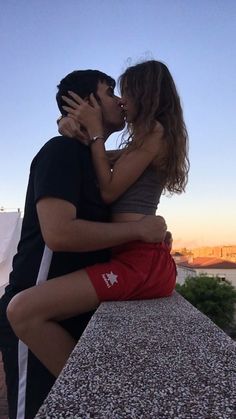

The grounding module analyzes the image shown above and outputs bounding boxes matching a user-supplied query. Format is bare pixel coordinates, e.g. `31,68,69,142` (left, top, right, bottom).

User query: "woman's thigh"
12,270,99,322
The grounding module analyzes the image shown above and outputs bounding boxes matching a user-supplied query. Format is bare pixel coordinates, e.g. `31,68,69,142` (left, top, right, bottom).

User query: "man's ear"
83,96,95,107
83,96,90,104
84,94,100,106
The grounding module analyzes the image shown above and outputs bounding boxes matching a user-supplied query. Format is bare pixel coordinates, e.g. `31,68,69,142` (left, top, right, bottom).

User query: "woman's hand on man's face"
61,92,103,138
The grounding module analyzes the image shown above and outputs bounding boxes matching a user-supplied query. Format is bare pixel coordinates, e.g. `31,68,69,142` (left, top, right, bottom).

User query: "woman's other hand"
57,116,90,145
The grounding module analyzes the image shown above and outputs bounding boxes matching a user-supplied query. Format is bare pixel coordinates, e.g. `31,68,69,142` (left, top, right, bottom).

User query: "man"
0,69,167,419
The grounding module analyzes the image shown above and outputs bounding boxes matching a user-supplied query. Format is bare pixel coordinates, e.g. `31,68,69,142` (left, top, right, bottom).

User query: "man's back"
6,137,109,294
0,136,110,419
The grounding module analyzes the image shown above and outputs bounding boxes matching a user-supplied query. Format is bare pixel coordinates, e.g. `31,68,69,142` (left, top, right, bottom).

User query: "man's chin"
111,123,125,134
117,120,126,131
106,120,126,137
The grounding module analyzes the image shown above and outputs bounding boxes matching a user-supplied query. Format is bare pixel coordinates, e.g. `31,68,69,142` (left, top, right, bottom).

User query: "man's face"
96,81,125,135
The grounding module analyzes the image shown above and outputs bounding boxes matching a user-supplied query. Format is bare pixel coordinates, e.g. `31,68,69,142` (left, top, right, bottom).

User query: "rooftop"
178,257,236,269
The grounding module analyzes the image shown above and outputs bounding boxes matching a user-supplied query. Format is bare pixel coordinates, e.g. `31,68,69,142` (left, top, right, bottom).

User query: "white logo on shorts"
102,271,118,288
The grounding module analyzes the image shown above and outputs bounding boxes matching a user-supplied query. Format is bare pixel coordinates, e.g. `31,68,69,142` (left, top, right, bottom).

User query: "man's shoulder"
41,135,87,151
30,136,90,170
34,136,89,159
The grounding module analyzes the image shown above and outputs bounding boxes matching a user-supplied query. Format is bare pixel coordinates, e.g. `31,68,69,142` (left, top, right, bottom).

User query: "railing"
0,207,21,212
36,292,236,418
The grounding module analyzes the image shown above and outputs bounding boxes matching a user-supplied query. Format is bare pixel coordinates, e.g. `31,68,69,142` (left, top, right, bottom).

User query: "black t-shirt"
0,136,110,341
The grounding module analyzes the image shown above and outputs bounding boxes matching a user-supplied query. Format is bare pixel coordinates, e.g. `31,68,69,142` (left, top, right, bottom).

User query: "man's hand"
57,116,90,145
137,215,167,243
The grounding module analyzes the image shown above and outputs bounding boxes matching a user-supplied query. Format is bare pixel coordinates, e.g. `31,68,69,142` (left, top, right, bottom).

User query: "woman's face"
120,85,138,123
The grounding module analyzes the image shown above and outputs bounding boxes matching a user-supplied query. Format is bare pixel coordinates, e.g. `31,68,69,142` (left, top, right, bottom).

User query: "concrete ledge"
36,292,236,418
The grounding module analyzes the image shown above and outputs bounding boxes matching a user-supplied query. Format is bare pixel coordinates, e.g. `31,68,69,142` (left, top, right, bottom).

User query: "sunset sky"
1,0,236,247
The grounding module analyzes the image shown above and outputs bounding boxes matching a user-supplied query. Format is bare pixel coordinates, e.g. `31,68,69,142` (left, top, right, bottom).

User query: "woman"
7,60,189,378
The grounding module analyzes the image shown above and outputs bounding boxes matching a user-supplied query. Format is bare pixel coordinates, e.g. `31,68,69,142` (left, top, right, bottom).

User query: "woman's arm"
62,93,164,204
106,149,124,167
89,136,162,203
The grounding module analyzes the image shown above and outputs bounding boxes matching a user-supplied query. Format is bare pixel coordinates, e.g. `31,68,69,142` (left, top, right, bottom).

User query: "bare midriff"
111,213,145,223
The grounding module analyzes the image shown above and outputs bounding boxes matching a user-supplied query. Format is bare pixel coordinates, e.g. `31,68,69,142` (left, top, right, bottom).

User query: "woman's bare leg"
7,269,99,377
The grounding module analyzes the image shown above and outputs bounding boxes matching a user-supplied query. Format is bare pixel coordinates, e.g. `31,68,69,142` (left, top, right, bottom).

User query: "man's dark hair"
56,69,115,115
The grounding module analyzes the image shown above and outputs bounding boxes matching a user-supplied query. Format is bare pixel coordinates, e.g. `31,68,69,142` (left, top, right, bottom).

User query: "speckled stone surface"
36,292,236,418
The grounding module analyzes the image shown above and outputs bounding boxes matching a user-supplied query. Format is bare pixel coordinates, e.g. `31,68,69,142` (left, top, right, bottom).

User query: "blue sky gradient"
1,0,236,247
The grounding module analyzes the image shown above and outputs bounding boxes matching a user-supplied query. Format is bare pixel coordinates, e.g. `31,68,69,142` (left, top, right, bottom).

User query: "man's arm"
37,198,167,252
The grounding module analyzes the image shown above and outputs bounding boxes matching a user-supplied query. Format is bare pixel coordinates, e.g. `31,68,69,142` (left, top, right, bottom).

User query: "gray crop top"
111,166,166,215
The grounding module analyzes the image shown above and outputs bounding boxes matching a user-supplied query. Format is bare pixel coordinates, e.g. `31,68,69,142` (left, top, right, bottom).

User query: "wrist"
87,125,104,139
89,135,105,143
128,221,141,241
89,135,105,146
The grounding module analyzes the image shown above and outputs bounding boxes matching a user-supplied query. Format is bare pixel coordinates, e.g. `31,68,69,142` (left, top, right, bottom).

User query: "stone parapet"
36,292,236,418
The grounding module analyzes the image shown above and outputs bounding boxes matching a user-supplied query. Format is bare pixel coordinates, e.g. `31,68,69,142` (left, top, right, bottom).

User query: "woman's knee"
7,291,35,337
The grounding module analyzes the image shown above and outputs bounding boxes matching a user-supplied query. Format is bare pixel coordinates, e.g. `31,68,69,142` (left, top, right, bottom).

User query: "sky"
1,0,236,248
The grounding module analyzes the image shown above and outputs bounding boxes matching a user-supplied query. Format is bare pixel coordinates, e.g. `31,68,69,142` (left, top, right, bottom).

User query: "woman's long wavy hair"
118,60,190,194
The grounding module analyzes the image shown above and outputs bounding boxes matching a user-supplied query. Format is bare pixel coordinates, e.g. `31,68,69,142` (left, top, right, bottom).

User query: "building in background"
174,256,236,287
173,246,236,262
0,209,22,296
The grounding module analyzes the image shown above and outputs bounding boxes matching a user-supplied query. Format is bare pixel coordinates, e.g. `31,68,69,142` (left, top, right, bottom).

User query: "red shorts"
85,241,176,301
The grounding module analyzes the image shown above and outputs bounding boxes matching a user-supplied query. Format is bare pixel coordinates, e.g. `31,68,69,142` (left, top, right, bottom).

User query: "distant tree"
176,275,236,332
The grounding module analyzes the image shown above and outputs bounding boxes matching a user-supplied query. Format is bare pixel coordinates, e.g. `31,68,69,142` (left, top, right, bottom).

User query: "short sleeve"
32,137,83,207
